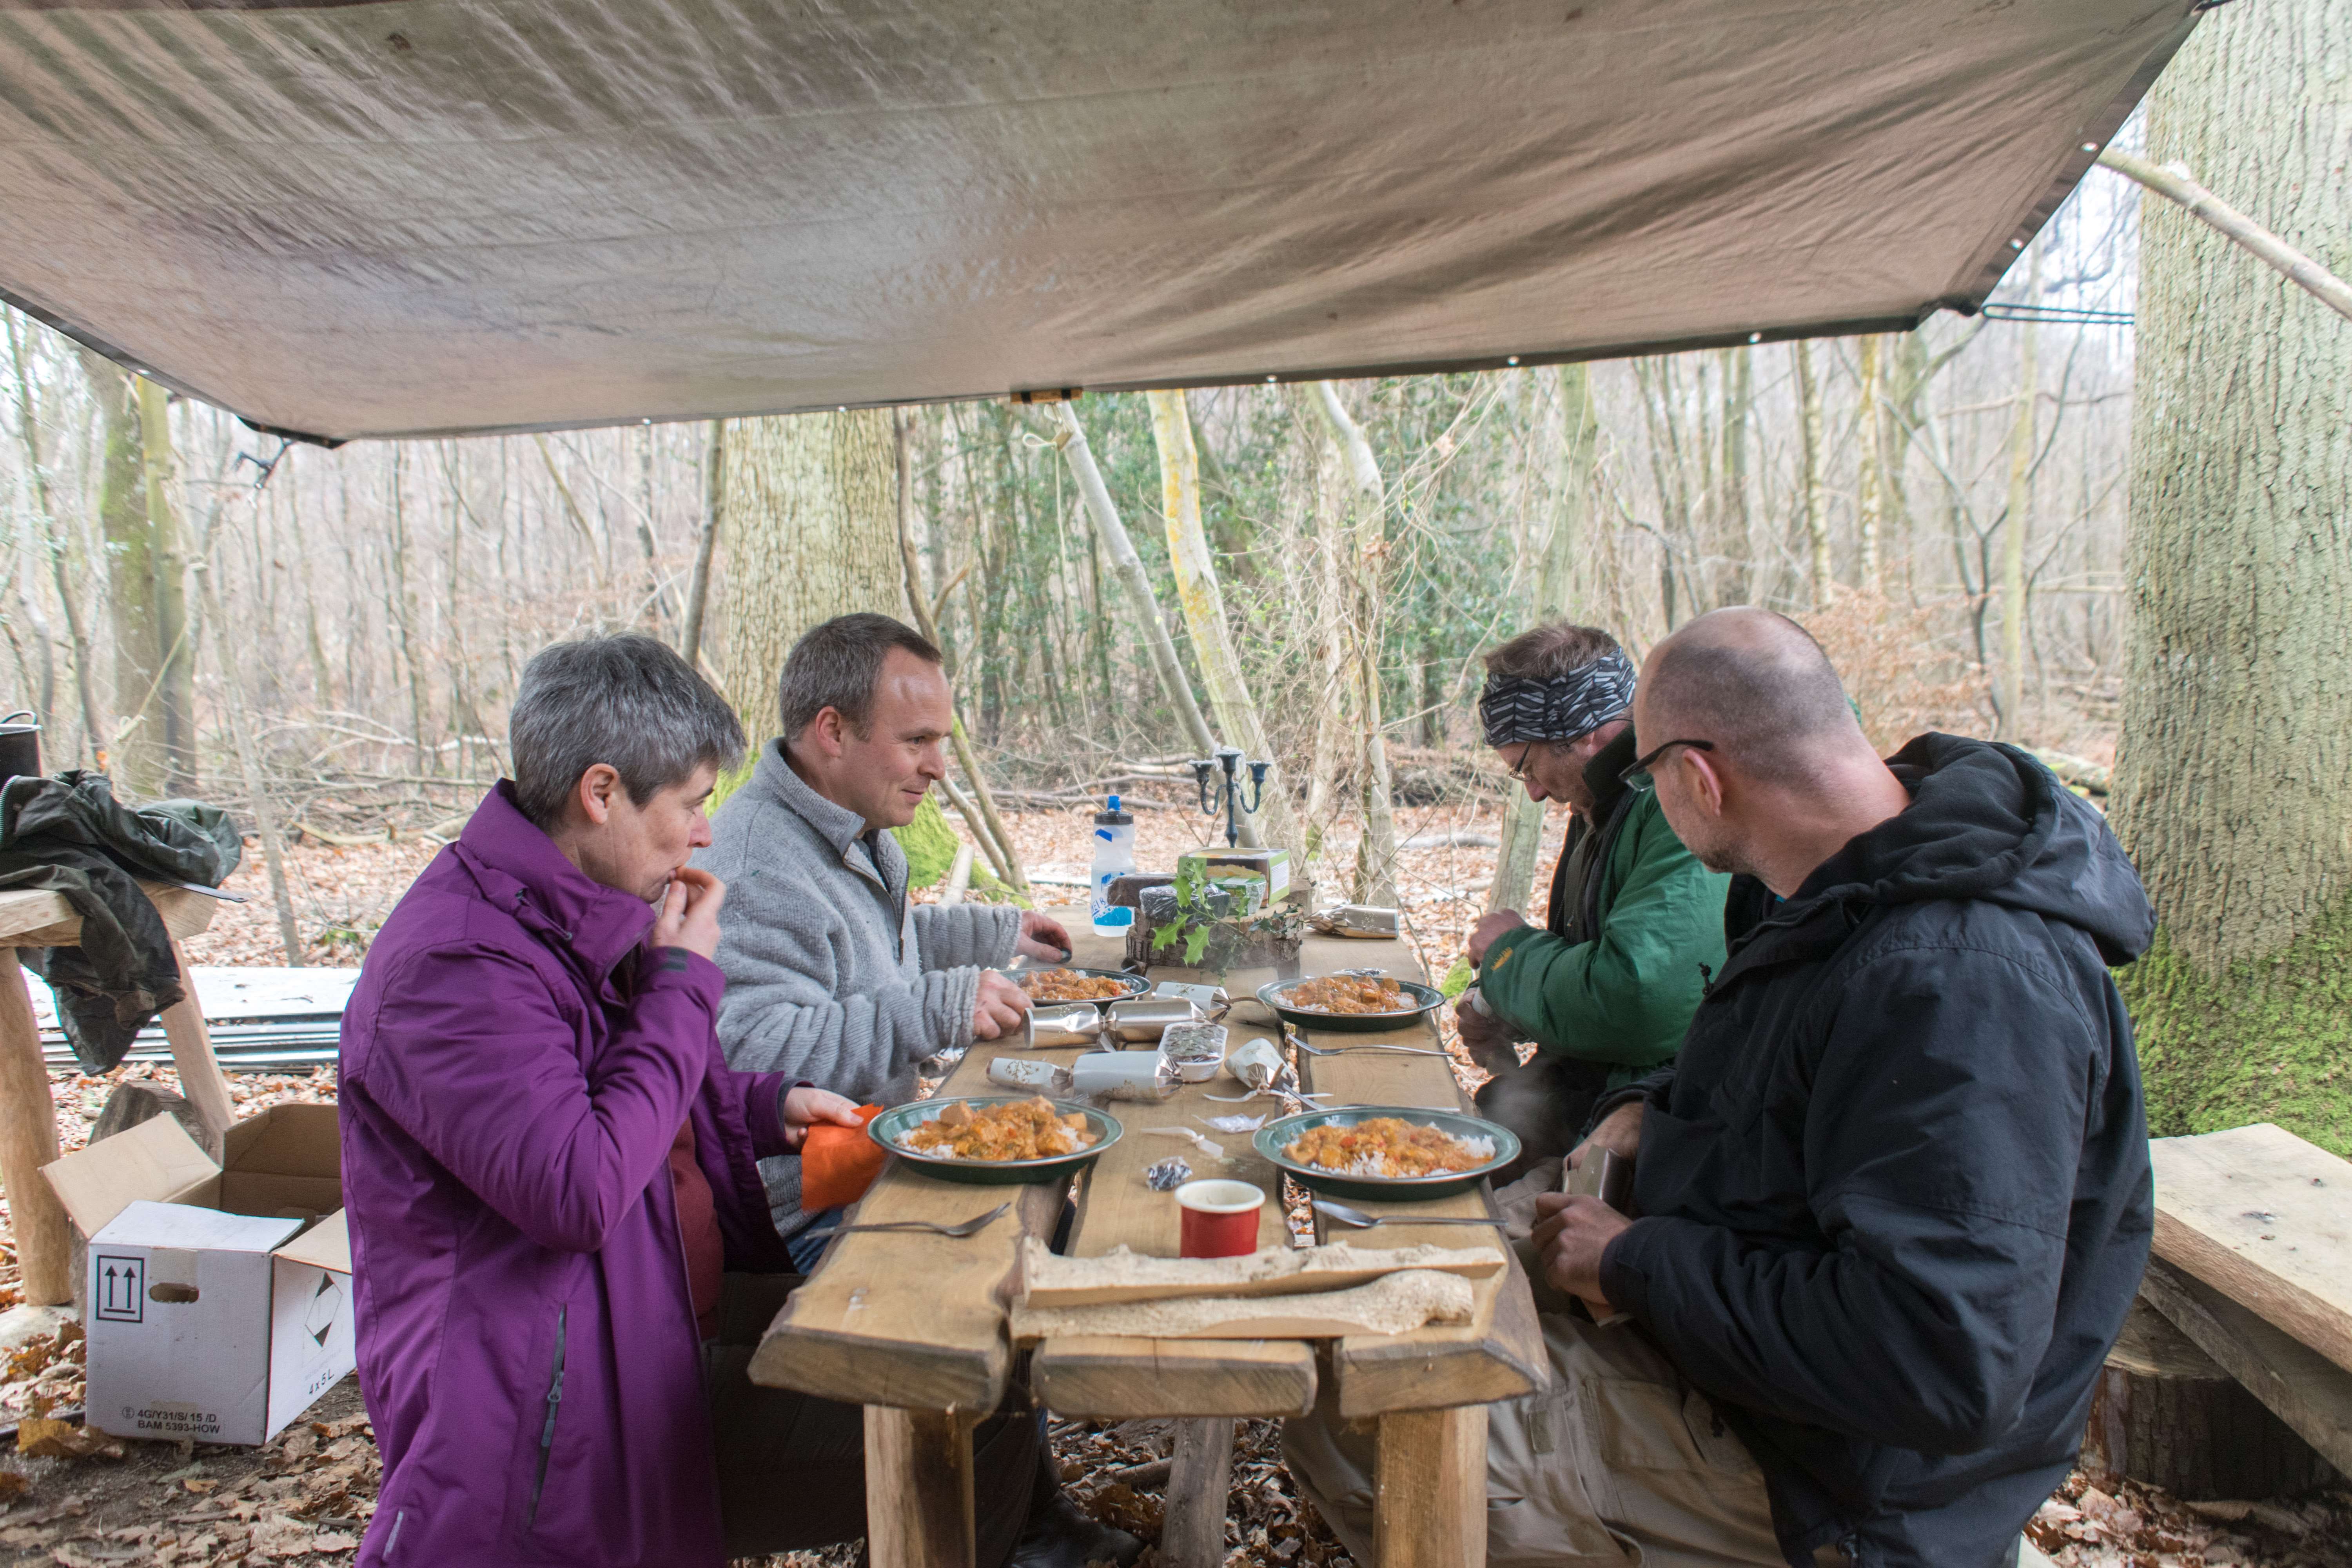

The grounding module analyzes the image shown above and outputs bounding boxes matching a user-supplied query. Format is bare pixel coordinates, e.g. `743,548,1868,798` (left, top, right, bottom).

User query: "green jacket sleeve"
1475,793,1729,1068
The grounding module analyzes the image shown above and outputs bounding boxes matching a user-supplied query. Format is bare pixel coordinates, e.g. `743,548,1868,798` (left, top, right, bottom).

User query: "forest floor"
0,808,2340,1566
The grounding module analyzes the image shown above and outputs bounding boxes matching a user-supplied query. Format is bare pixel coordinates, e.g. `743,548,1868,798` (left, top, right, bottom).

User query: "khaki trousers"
1282,1162,1784,1568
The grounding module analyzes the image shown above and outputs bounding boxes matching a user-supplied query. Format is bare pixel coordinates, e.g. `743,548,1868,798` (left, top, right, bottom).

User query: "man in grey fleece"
699,613,1071,1260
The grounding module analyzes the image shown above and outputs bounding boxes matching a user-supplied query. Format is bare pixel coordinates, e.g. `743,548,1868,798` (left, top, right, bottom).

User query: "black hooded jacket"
1594,735,2156,1566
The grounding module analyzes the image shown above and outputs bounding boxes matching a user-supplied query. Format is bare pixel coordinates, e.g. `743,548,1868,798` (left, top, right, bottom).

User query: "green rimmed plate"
1256,976,1447,1034
1254,1105,1519,1201
869,1096,1124,1185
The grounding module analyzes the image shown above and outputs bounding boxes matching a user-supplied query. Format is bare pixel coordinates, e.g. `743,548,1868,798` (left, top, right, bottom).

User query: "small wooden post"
1160,1416,1236,1568
1374,1406,1486,1568
0,951,71,1304
158,936,234,1141
864,1406,978,1568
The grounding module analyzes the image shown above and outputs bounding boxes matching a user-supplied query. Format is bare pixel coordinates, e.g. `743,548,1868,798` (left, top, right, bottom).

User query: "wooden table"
0,882,234,1305
751,916,1545,1567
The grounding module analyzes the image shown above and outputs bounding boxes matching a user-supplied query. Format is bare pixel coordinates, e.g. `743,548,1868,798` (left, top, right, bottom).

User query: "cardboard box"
42,1105,353,1446
1177,848,1292,908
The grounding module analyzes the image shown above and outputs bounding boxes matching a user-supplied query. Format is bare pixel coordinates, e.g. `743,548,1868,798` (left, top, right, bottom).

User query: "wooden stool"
0,884,232,1306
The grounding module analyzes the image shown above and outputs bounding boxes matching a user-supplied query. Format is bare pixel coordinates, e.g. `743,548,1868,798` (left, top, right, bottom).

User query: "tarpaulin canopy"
0,0,2196,445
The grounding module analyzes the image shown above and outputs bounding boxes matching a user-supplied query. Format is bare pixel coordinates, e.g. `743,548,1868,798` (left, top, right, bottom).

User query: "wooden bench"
2124,1123,2352,1482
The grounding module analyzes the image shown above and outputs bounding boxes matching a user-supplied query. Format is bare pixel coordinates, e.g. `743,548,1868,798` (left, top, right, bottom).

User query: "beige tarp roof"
0,0,2195,445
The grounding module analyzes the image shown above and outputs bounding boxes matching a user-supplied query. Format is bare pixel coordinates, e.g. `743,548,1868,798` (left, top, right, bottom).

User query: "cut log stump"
2083,1297,2339,1499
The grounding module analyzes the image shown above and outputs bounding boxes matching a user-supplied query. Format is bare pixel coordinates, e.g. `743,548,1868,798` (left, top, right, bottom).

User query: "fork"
1283,1024,1450,1060
1312,1198,1504,1230
800,1201,1011,1241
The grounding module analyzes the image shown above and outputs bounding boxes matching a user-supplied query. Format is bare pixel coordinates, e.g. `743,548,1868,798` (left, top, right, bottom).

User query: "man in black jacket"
1529,607,2155,1564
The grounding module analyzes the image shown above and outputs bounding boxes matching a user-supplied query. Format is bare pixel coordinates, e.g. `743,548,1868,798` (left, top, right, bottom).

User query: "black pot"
0,712,40,786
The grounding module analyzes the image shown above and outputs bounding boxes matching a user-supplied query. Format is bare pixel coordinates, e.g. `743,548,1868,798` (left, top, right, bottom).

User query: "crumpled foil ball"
1144,1157,1194,1191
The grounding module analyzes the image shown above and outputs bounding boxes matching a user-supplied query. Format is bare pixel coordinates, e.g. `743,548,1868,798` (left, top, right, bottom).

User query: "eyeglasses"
1619,738,1715,791
1508,740,1540,781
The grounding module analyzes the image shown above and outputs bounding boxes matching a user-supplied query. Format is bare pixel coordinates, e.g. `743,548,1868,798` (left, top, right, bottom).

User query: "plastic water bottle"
1090,795,1136,936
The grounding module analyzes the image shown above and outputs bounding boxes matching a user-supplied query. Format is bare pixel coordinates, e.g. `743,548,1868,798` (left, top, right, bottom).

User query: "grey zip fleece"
696,740,1020,1234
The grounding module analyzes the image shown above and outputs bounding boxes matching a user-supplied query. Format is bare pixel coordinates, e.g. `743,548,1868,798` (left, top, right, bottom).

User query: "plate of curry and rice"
1255,973,1447,1033
869,1096,1125,1185
1014,967,1150,1007
1254,1106,1519,1201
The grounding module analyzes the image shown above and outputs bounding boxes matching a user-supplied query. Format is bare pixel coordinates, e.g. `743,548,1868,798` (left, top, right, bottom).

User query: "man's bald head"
1637,608,1860,779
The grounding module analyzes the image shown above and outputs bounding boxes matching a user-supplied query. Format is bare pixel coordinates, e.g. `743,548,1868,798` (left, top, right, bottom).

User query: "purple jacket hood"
339,784,793,1567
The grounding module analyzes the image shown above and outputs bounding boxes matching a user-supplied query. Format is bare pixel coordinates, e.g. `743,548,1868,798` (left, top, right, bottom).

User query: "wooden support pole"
864,1406,978,1568
0,951,71,1305
1374,1406,1486,1568
158,936,234,1142
1159,1416,1236,1568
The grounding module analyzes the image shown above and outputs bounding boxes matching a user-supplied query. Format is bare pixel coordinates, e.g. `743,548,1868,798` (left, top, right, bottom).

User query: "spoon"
800,1201,1012,1241
1312,1198,1504,1229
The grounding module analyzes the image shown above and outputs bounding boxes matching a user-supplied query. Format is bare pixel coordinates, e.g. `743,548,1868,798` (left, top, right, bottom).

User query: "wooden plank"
750,1156,1064,1411
751,1022,1092,1410
864,1406,978,1568
1031,1336,1316,1418
2139,1256,2352,1478
2150,1122,2352,1373
0,882,220,948
1160,1417,1236,1568
158,936,235,1139
1020,1236,1503,1307
1013,1269,1475,1340
0,953,69,1305
1373,1405,1487,1568
1297,1014,1546,1417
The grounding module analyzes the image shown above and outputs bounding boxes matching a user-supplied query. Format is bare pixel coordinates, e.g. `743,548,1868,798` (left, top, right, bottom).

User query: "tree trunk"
1490,365,1599,917
2109,3,2352,1157
80,354,162,795
1796,341,1833,606
1996,243,2041,741
718,409,902,750
892,409,1027,895
1855,336,1885,597
133,380,198,794
1051,402,1220,760
1147,390,1299,857
1306,384,1397,902
7,321,104,762
681,418,723,668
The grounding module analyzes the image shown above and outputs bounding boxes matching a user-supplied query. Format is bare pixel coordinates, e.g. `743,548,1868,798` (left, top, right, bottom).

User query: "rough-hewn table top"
753,907,1545,1423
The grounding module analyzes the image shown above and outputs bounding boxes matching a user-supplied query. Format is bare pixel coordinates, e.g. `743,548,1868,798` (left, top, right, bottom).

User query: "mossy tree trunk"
79,352,163,797
719,408,902,751
2109,3,2352,1157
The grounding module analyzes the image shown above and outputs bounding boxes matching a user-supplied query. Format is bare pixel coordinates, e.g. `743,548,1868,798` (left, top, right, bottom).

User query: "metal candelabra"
1187,745,1269,849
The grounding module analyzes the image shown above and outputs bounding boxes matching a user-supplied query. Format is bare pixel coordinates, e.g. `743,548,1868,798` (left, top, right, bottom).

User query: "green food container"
1255,1105,1519,1201
868,1097,1123,1185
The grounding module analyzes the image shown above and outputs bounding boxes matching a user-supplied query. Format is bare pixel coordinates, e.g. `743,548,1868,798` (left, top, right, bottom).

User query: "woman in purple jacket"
338,637,1098,1568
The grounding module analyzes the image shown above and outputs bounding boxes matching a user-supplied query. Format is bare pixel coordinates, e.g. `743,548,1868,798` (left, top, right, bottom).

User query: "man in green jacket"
1461,622,1729,1174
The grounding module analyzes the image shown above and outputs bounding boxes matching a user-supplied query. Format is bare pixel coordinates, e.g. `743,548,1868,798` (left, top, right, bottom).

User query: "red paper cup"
1176,1179,1265,1259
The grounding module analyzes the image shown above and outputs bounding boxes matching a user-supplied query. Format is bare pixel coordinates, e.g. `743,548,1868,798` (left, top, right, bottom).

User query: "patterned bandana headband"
1478,651,1637,748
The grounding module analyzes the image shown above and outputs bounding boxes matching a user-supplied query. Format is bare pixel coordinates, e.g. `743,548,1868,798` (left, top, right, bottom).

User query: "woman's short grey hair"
509,635,745,828
778,613,943,740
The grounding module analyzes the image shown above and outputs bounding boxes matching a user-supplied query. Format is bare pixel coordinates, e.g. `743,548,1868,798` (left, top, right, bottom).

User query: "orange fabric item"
799,1105,889,1211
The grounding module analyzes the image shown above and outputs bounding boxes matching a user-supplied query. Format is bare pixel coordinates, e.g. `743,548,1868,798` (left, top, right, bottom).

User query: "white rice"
1294,1118,1496,1178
